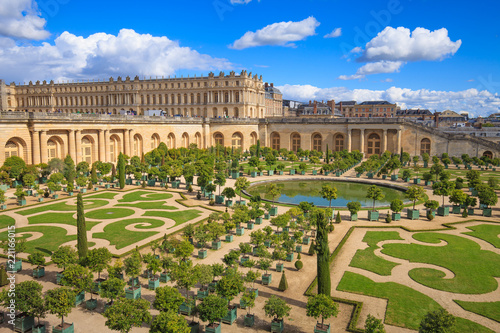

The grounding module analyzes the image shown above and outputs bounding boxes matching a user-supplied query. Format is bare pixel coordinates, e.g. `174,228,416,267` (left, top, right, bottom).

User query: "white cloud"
0,29,233,83
359,27,462,62
0,0,50,40
337,61,403,80
277,84,500,116
230,0,255,4
324,28,342,38
338,74,365,81
229,16,320,50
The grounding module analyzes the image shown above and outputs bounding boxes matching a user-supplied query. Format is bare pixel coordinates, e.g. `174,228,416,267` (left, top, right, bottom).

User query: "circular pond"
247,179,408,208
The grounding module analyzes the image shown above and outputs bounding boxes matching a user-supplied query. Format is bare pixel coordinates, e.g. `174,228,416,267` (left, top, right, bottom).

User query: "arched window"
5,140,21,159
133,135,142,157
194,132,202,148
271,133,280,150
312,134,322,152
232,133,243,150
214,133,224,146
367,133,381,156
483,151,493,159
82,137,93,164
250,132,258,146
182,133,189,148
109,135,121,162
151,134,160,149
420,138,431,155
334,134,344,152
167,133,176,149
291,133,301,152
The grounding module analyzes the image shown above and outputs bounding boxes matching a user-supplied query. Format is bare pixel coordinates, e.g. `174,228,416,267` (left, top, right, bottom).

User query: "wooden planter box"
125,286,141,300
244,314,255,327
452,205,461,214
179,301,195,315
262,273,272,285
247,222,254,230
268,170,274,176
264,213,270,219
264,240,272,248
74,291,85,306
14,259,22,272
33,267,45,278
31,325,46,333
129,276,139,286
225,234,234,242
391,175,399,181
222,306,237,325
52,322,74,333
14,313,35,333
482,208,492,217
189,321,200,333
286,253,294,262
212,240,222,250
407,209,420,220
225,200,233,207
205,323,222,333
295,245,302,253
437,206,450,216
18,199,27,206
270,207,278,216
302,236,311,245
289,169,296,175
172,180,181,188
314,323,331,333
368,210,379,221
197,288,209,300
148,277,160,290
414,178,421,184
85,299,97,310
271,319,284,333
198,249,208,259
391,212,401,221
215,195,225,204
276,263,284,272
255,217,263,225
236,227,245,236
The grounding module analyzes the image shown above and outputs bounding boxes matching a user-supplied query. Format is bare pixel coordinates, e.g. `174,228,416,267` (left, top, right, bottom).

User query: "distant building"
264,83,283,117
297,100,342,117
396,108,435,126
436,110,468,127
336,100,397,118
282,99,303,117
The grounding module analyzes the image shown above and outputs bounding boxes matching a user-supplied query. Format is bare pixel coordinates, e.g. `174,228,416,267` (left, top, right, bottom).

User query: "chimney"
309,100,312,106
314,101,318,114
270,83,274,87
265,83,269,88
339,102,343,116
434,112,440,128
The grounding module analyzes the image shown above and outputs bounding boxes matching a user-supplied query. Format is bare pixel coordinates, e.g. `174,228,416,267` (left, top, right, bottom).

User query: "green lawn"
85,208,135,220
0,215,15,229
116,202,178,210
0,226,77,256
337,271,492,332
17,199,109,215
93,218,164,249
142,209,202,226
455,300,500,323
28,212,99,230
381,233,500,294
85,192,118,199
349,231,403,275
118,191,173,202
463,224,500,248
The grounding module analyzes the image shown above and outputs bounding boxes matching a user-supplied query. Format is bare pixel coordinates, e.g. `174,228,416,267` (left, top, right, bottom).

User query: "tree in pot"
28,252,46,278
267,183,282,215
195,264,214,299
197,294,228,332
123,251,142,287
402,169,412,182
14,185,26,205
214,171,226,200
60,263,94,309
390,199,404,221
44,287,76,332
215,267,245,324
346,201,361,221
221,186,236,206
99,277,126,307
319,184,337,218
477,185,498,216
306,293,339,332
51,245,78,283
366,185,385,221
85,247,112,287
235,177,251,203
432,180,456,216
103,298,152,333
263,295,291,332
76,194,88,262
405,185,426,220
449,189,467,214
313,209,331,297
150,310,190,333
171,260,201,302
424,200,439,220
153,285,185,313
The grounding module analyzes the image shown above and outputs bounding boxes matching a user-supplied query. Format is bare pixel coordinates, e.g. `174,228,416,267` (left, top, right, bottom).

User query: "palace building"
0,73,499,166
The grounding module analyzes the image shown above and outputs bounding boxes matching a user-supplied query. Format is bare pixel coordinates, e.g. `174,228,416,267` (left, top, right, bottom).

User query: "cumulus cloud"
0,29,233,83
229,16,320,49
230,0,255,4
324,28,342,38
338,26,462,80
0,0,50,40
277,84,500,116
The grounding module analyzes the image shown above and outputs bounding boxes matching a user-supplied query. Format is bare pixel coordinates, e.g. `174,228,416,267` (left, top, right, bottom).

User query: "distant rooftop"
358,101,394,105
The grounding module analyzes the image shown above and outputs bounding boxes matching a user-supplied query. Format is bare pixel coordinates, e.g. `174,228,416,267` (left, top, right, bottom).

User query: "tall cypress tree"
325,145,330,164
314,209,331,296
256,139,261,158
118,153,125,189
76,193,88,260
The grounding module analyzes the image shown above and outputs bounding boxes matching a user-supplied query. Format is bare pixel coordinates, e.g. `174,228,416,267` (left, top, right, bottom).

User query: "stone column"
383,129,388,152
32,130,40,165
75,130,82,163
397,128,402,153
40,130,48,164
98,130,105,162
360,129,365,156
129,129,135,156
124,129,131,157
347,129,352,152
104,130,110,162
68,130,76,162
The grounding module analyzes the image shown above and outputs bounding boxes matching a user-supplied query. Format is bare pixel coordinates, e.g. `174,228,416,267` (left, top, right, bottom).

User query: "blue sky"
1,0,499,115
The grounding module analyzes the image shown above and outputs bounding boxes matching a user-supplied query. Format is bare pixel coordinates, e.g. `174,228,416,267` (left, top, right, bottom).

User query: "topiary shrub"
308,240,316,256
426,210,434,221
385,211,392,223
329,223,334,233
164,183,169,190
141,180,146,188
335,211,341,223
294,260,303,271
278,272,288,291
462,209,468,218
187,185,193,193
209,199,215,206
196,191,201,200
0,265,8,286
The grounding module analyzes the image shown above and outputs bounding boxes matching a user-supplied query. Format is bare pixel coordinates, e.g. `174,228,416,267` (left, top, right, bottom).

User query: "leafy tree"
306,293,339,328
432,181,456,208
103,298,152,333
390,199,404,214
100,277,126,306
418,309,456,333
150,310,190,333
153,285,185,313
477,186,498,208
118,152,126,189
0,280,46,327
430,164,445,181
173,240,194,262
235,177,251,202
171,260,200,298
263,295,291,321
28,252,46,269
216,267,245,306
214,171,226,196
365,314,386,333
124,251,142,283
346,201,361,216
449,189,467,207
76,193,88,261
197,295,228,327
3,156,26,180
196,264,214,290
278,271,288,291
405,185,426,210
267,183,282,208
51,245,78,271
45,287,76,329
270,214,290,233
319,184,337,209
314,209,331,296
61,263,93,299
366,185,385,211
86,247,112,280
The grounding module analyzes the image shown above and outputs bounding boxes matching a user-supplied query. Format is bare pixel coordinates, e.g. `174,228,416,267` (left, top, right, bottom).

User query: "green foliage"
294,260,303,270
308,239,316,255
365,314,386,333
216,267,245,304
419,309,456,333
432,181,456,207
100,277,126,304
263,295,291,321
85,247,112,279
153,286,185,312
150,310,190,333
61,263,93,295
346,201,361,215
76,193,88,261
171,260,200,296
314,209,331,297
103,298,152,333
335,211,341,223
197,294,228,325
406,185,426,209
319,184,337,208
424,200,439,211
118,153,126,189
390,199,404,213
306,293,339,326
278,271,288,291
45,287,76,327
124,251,142,280
0,280,45,323
28,252,46,268
366,185,385,211
51,245,78,271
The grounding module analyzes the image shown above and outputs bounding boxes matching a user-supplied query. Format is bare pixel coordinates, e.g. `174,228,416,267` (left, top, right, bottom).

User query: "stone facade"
1,112,499,166
336,101,397,118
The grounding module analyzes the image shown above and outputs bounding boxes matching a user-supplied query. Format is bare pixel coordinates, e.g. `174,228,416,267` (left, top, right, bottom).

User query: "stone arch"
213,132,224,147
81,135,95,164
109,134,121,162
194,132,202,148
483,151,493,159
151,133,160,150
250,132,258,146
5,137,27,160
271,132,280,150
312,133,322,152
291,132,301,153
167,133,176,149
133,133,143,157
334,133,345,152
182,133,189,148
231,132,243,151
367,133,381,156
420,138,431,155
47,136,64,160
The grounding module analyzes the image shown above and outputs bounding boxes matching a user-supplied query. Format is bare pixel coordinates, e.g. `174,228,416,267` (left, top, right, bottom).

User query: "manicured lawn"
382,233,500,294
142,209,202,226
463,224,500,248
0,226,77,256
85,208,135,220
455,300,500,323
17,199,109,215
93,218,164,249
86,192,118,199
118,191,173,202
337,272,493,332
28,212,99,230
349,231,403,275
116,202,178,210
0,215,15,229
